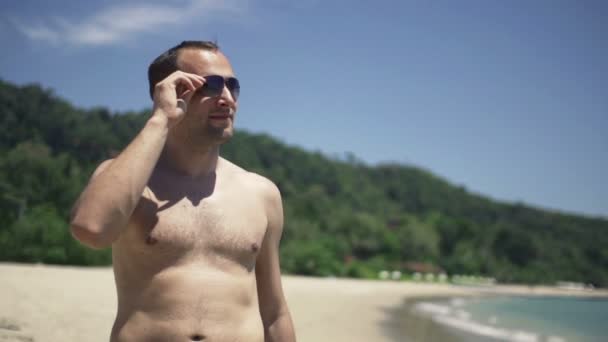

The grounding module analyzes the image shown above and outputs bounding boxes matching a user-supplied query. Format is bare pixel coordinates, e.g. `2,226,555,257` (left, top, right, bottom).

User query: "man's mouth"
208,113,231,120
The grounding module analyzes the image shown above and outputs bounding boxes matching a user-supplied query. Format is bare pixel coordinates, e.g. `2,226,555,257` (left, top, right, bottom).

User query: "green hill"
1,78,607,286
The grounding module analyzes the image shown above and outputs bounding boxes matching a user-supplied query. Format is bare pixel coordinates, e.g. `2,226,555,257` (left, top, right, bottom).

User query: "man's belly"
110,265,264,342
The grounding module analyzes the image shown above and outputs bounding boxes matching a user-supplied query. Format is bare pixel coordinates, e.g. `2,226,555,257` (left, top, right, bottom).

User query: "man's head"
148,41,239,147
148,41,220,99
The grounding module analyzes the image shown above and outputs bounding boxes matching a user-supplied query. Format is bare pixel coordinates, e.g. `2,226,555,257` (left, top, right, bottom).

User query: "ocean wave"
412,300,566,342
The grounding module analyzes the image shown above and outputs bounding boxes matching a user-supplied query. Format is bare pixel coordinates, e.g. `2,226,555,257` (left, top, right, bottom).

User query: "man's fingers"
177,77,196,94
153,71,206,109
176,72,204,84
185,73,205,89
175,73,205,96
181,89,196,103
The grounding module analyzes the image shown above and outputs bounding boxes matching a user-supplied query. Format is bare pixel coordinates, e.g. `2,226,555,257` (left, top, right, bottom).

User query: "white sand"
0,263,605,342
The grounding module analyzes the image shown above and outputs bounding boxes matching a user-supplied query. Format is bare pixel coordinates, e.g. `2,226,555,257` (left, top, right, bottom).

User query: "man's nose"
217,85,236,108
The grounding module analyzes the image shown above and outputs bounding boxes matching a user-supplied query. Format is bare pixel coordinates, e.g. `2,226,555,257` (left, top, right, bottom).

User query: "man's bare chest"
123,188,268,268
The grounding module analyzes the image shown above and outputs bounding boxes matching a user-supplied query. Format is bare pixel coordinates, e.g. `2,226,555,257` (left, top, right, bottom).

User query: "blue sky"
1,0,606,218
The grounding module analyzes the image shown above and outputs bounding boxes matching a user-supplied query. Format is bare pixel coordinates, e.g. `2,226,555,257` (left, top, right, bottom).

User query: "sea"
400,295,608,342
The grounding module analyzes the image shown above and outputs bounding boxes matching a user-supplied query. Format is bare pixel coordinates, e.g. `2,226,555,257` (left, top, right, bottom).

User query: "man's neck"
158,140,220,179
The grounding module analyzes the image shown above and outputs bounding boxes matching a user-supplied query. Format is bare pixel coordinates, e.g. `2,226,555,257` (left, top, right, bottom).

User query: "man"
70,41,296,342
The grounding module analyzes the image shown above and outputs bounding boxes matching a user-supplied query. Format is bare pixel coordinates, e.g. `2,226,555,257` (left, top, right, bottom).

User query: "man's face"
174,48,238,147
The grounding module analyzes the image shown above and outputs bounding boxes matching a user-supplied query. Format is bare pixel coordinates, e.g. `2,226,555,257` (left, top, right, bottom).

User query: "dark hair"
147,40,219,99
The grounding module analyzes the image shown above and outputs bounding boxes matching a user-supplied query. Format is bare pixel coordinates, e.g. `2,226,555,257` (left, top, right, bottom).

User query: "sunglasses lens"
202,75,224,97
200,75,240,101
226,78,240,101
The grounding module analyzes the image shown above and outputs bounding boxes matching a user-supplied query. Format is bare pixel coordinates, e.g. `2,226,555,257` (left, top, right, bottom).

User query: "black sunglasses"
199,75,240,101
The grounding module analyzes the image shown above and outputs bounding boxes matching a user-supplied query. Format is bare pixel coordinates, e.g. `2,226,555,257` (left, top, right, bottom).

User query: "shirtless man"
70,41,296,342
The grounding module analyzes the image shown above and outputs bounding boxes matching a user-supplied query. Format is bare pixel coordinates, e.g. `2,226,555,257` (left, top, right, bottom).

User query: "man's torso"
110,159,268,342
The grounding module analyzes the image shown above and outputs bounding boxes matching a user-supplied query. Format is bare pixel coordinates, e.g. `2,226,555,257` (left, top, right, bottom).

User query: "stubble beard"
206,124,233,145
188,122,233,151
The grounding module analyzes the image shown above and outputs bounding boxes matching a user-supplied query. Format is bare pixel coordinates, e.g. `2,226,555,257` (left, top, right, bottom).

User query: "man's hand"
152,71,205,128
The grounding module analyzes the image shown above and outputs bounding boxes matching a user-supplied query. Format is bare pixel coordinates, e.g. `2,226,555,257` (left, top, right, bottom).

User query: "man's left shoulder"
242,172,283,232
243,172,281,203
221,158,281,202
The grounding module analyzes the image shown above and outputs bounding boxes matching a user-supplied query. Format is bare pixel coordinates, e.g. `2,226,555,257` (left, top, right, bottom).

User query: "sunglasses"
198,75,240,101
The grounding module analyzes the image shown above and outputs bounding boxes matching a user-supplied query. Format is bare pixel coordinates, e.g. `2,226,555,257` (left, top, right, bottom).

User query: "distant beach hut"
402,261,444,275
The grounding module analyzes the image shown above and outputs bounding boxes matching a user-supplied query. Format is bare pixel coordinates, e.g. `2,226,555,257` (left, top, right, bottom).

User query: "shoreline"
392,291,608,342
0,262,606,342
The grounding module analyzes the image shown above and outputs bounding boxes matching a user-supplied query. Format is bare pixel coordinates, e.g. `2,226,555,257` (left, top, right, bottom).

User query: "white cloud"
11,0,246,46
12,23,61,44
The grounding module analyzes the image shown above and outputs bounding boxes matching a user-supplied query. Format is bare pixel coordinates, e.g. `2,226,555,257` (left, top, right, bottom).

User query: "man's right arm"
70,71,205,249
70,115,169,249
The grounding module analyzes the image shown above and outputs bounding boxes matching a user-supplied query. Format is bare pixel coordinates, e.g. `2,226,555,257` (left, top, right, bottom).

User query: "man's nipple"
145,235,158,245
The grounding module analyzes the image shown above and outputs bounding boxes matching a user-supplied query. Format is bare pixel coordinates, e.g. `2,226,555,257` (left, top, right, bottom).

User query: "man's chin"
218,130,233,144
208,127,233,144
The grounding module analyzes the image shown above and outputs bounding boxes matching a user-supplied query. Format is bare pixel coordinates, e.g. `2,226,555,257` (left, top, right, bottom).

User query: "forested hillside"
1,79,607,286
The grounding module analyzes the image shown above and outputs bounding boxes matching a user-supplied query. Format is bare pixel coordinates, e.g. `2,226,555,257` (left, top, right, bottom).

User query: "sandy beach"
1,263,606,342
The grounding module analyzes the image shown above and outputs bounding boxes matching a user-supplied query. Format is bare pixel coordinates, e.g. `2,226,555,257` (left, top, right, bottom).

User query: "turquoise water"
461,296,608,341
